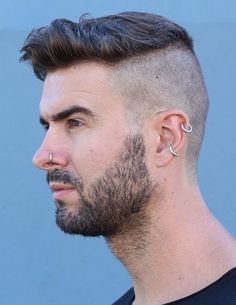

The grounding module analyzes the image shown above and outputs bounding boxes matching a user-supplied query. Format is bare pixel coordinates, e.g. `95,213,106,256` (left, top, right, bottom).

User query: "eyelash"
43,124,49,131
67,119,84,128
42,119,84,131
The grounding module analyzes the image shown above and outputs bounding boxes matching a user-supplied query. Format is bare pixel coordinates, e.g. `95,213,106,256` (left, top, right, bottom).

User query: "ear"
155,109,191,167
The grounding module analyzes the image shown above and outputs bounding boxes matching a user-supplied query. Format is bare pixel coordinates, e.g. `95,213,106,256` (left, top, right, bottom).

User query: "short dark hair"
20,11,193,80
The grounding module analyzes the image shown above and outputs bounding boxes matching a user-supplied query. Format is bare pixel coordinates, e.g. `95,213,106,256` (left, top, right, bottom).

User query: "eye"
68,119,84,128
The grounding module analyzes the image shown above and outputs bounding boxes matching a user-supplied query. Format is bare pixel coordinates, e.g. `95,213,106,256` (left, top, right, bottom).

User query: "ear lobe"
155,109,190,167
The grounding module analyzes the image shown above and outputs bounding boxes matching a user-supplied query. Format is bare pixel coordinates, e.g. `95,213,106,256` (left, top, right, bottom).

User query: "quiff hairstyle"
20,11,209,170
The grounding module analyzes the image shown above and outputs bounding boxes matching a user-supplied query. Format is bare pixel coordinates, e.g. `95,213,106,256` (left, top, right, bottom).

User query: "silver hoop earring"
169,144,179,157
181,123,192,133
49,152,53,163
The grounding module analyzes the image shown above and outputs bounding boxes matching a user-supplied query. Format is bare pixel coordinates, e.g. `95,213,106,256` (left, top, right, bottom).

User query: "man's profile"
20,12,236,305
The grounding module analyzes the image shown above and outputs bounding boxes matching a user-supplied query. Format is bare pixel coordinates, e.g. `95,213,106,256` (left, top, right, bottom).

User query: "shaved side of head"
111,44,209,171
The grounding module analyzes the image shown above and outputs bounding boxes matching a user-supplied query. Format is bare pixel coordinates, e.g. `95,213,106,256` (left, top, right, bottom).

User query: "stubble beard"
47,134,154,238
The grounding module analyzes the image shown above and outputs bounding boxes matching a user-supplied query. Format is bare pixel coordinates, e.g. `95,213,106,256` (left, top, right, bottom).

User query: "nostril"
33,149,69,169
32,150,51,169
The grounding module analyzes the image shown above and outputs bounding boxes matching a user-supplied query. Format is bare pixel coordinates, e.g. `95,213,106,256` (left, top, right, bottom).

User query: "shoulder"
170,268,236,304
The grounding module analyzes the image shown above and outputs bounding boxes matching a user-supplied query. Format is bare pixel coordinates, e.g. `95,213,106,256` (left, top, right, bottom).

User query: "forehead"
40,62,124,116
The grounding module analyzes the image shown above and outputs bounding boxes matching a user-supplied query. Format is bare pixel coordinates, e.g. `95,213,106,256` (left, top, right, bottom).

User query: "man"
20,12,236,305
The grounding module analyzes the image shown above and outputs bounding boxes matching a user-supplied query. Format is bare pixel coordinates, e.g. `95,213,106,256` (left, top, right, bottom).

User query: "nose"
33,133,69,170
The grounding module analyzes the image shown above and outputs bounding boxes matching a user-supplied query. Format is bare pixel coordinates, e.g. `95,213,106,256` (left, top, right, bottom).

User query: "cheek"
70,132,124,181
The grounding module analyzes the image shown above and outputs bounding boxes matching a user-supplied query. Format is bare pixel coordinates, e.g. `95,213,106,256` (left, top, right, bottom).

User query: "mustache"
47,169,79,187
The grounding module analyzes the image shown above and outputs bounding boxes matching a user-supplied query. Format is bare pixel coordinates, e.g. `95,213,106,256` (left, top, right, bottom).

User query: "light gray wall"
0,1,235,305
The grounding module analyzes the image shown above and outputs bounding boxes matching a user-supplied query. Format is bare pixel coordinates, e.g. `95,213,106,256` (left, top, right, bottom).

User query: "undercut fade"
20,11,209,171
20,12,193,80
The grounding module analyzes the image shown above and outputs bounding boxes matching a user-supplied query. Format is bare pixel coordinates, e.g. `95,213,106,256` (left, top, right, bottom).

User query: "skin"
34,63,129,206
33,62,236,305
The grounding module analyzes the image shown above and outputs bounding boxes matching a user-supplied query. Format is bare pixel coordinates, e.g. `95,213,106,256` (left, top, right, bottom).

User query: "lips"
49,182,76,200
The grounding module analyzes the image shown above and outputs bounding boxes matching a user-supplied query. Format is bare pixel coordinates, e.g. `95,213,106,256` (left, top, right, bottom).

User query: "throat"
105,212,151,278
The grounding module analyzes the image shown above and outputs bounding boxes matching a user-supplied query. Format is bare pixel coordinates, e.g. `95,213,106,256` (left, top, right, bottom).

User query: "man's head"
20,11,209,237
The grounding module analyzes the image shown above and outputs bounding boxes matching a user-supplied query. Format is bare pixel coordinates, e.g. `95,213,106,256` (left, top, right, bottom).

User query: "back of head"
20,11,209,171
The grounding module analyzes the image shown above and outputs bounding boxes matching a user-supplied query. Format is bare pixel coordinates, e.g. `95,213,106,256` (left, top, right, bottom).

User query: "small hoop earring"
169,144,179,157
181,123,192,133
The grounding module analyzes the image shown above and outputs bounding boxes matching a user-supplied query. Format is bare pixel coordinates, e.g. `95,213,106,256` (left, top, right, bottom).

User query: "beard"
47,134,154,237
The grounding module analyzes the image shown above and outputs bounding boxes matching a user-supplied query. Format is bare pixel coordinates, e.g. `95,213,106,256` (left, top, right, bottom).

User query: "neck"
106,185,236,305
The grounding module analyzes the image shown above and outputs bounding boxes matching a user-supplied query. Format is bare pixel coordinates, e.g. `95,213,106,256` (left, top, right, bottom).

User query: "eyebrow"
39,105,95,126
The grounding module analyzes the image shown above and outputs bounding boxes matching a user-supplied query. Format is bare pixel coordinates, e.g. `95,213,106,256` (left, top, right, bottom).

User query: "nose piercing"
49,152,53,163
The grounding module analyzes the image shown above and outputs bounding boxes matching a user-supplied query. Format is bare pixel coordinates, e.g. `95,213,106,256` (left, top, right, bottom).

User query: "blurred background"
0,1,235,304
